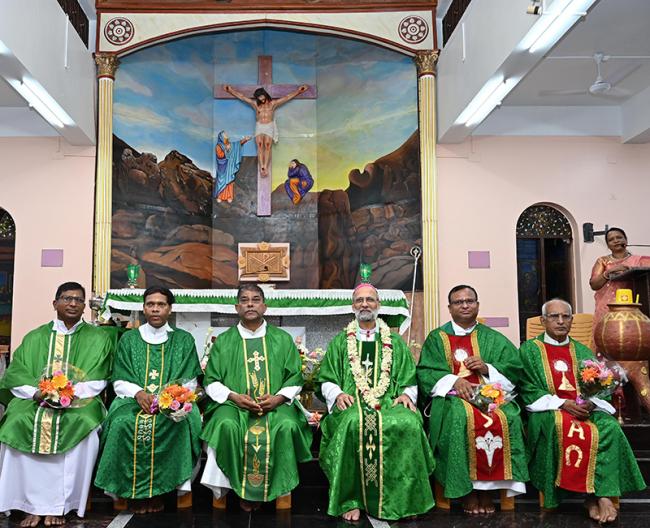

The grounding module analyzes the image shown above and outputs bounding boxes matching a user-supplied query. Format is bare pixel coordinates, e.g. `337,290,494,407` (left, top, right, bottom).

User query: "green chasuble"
519,336,645,508
0,322,112,454
416,322,528,498
201,324,313,502
94,327,202,499
317,327,434,520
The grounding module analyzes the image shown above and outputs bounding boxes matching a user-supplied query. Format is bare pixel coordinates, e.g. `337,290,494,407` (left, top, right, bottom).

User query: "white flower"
346,318,393,409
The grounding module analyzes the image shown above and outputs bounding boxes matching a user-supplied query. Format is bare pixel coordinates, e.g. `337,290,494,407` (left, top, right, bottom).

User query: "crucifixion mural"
214,55,318,216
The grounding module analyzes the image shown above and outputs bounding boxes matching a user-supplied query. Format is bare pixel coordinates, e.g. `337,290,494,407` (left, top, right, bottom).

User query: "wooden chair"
526,313,593,346
568,313,594,347
434,481,514,511
177,492,193,509
113,492,192,511
212,491,291,510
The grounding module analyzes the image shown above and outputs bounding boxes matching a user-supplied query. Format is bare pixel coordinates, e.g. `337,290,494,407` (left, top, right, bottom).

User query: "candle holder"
126,264,140,288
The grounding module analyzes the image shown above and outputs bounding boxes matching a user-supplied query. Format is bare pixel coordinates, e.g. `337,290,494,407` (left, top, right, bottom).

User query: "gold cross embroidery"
365,433,376,458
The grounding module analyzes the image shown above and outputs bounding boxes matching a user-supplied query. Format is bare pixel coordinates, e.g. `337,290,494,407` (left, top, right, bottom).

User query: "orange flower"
581,367,599,383
59,384,75,399
51,373,69,390
38,379,55,394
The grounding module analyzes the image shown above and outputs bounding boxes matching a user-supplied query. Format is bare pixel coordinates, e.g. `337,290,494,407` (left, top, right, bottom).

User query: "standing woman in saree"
590,227,650,412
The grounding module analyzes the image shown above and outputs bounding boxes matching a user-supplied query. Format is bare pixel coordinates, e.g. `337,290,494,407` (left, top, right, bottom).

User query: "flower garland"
347,318,393,409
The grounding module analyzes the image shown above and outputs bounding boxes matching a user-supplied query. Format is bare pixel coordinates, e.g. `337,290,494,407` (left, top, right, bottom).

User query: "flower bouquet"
152,381,199,422
37,363,88,409
469,382,515,414
296,337,325,393
200,327,216,371
576,359,624,404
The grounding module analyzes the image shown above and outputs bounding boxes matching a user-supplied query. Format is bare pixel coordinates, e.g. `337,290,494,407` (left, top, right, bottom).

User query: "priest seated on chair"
519,298,645,523
200,283,313,512
94,286,203,514
417,284,529,515
0,281,113,527
317,282,434,522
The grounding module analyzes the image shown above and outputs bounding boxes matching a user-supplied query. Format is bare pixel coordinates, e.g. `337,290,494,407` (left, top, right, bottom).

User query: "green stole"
131,342,165,498
356,340,384,518
241,336,272,501
33,328,74,454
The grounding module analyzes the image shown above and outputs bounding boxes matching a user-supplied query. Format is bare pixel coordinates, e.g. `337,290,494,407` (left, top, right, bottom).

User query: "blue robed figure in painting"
214,130,250,203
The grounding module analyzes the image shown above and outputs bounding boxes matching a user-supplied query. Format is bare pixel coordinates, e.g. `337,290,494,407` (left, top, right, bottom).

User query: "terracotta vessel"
594,303,650,360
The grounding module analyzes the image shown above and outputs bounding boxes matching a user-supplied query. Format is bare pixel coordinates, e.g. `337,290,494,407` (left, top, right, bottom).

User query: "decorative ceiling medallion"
398,16,429,44
104,17,135,46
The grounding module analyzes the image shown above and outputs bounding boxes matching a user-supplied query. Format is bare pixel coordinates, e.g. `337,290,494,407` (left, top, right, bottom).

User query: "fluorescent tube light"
523,0,598,54
21,78,74,126
8,79,65,128
458,76,504,124
465,78,516,127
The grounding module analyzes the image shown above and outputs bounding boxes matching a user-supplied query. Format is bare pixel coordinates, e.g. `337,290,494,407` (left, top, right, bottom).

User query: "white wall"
437,135,650,343
0,137,96,351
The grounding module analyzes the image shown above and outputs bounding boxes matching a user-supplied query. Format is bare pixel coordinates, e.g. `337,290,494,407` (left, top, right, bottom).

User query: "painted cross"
247,350,266,372
215,55,317,216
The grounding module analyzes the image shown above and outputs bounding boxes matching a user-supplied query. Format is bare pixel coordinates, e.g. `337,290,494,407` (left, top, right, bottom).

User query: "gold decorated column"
414,50,440,334
93,53,120,297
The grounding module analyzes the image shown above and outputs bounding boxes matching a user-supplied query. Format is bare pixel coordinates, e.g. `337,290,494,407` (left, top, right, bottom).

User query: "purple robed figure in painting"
284,159,314,205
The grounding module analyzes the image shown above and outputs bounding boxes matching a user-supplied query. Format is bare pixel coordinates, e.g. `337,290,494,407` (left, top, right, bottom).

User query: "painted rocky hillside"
111,135,318,289
319,130,423,290
111,130,421,290
111,136,215,288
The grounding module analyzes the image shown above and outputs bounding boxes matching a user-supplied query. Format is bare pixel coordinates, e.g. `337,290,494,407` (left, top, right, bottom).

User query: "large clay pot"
594,304,650,360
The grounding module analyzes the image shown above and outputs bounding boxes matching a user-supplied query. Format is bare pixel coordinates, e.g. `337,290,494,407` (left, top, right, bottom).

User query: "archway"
516,204,574,342
0,208,15,361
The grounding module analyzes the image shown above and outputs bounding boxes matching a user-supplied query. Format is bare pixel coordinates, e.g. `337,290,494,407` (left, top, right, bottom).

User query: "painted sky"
114,30,417,190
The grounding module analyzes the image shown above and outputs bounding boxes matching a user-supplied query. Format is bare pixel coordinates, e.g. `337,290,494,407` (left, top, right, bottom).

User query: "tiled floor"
2,500,649,527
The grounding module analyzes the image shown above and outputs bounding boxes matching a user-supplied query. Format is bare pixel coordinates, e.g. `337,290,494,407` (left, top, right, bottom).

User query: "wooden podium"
612,267,650,316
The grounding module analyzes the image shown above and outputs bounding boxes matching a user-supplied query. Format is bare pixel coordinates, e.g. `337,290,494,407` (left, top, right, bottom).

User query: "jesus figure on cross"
224,84,308,177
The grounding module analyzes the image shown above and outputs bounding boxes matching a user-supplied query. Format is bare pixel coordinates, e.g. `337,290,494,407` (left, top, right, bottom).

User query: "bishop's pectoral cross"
215,55,317,216
361,356,374,384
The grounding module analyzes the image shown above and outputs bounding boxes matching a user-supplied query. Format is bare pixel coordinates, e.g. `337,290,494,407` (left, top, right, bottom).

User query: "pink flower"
488,403,497,413
60,396,71,408
170,400,181,411
183,403,193,413
53,370,64,376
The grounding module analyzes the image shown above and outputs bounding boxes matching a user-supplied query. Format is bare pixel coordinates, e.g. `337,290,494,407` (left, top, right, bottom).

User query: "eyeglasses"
450,299,477,306
544,313,573,321
353,297,378,305
58,296,85,305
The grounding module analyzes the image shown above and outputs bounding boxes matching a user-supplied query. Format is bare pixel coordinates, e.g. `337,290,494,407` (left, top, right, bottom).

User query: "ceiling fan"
539,52,647,98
